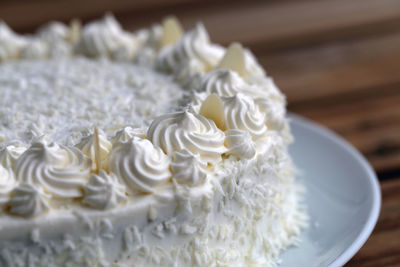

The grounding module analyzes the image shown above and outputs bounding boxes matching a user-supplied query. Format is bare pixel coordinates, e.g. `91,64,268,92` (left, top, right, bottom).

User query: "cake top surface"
0,15,289,219
0,58,184,145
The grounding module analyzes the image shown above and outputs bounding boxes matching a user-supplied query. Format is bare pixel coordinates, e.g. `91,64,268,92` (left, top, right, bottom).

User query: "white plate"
280,114,381,267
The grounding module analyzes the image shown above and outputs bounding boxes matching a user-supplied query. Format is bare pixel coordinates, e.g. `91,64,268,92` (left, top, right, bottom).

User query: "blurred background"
1,0,400,265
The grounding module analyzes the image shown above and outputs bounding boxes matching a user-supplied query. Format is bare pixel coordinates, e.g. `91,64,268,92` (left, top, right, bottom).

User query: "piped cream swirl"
76,132,112,171
14,142,91,198
37,22,73,57
222,93,267,139
194,70,287,132
76,15,137,60
201,69,246,97
224,129,256,159
0,165,15,201
0,145,26,200
147,110,226,163
111,127,147,145
0,144,26,169
156,23,224,81
171,149,207,186
109,137,171,194
83,170,127,209
7,184,50,218
0,22,26,61
38,22,70,42
21,39,49,59
200,69,284,102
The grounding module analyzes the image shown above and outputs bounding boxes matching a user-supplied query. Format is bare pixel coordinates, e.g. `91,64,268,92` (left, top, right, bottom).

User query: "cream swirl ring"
201,69,284,102
147,110,226,164
171,149,207,186
0,145,26,199
224,129,256,159
201,69,245,97
0,22,27,62
14,142,91,198
83,170,127,209
157,23,224,74
76,132,112,171
200,70,286,132
0,165,15,197
76,15,136,59
109,137,171,194
6,183,50,218
222,93,267,139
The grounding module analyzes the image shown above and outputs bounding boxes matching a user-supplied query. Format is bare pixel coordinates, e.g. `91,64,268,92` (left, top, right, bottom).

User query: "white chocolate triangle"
161,16,183,48
69,18,81,43
217,43,247,77
93,126,101,174
199,94,226,131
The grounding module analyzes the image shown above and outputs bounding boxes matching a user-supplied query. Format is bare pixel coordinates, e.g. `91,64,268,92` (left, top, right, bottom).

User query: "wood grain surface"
1,0,399,265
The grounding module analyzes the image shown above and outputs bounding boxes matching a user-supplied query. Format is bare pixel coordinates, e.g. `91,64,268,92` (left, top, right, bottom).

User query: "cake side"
0,132,306,267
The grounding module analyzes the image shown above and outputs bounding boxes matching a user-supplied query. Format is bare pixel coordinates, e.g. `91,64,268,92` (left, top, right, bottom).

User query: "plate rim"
288,113,381,267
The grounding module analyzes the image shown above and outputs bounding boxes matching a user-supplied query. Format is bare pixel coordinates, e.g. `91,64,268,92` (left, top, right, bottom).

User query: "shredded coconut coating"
0,58,184,146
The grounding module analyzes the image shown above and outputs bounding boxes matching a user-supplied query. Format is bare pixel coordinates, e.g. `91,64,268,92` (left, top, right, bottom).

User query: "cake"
0,15,307,267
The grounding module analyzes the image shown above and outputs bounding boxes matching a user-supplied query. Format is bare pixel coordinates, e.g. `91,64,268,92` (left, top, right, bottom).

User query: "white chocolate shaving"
160,16,183,48
199,93,226,131
217,43,247,77
93,126,101,174
69,18,81,43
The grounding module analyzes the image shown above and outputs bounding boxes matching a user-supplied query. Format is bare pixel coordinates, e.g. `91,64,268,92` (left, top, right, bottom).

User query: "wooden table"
1,0,400,265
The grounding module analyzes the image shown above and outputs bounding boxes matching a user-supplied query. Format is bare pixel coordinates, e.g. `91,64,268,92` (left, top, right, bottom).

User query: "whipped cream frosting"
0,165,15,202
222,93,268,139
171,149,207,185
14,142,91,198
109,137,171,193
76,131,112,171
38,22,70,42
0,144,26,169
0,22,26,62
148,110,226,164
0,15,306,267
156,23,224,80
7,183,50,217
0,145,25,202
83,170,127,209
76,15,138,60
224,129,256,159
111,126,147,145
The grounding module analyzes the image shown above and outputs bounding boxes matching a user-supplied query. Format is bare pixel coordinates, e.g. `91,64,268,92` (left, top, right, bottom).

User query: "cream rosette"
108,137,171,194
221,93,268,140
0,22,27,62
83,170,127,210
6,183,50,218
111,126,147,145
147,109,226,164
76,131,112,171
0,144,26,169
171,149,207,186
198,69,286,131
0,145,26,202
14,142,91,198
37,22,73,57
76,15,138,60
156,23,224,82
224,129,256,159
0,165,16,203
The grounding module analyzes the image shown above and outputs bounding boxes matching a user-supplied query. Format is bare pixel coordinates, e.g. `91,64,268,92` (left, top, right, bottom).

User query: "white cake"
0,15,307,267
